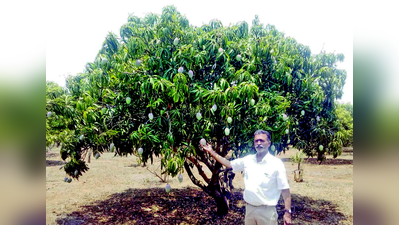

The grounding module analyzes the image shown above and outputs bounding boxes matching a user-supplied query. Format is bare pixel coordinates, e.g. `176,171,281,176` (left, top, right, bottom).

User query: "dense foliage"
335,102,353,147
46,5,347,214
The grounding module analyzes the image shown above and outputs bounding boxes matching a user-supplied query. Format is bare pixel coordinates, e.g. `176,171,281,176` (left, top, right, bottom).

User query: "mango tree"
46,81,70,150
46,5,347,215
335,102,353,147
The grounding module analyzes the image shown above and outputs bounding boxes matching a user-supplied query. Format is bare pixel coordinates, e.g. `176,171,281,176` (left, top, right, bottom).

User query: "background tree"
46,5,347,215
46,81,69,149
335,102,353,147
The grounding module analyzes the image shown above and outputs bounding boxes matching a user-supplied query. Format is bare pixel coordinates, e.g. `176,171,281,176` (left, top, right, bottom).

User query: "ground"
46,147,353,224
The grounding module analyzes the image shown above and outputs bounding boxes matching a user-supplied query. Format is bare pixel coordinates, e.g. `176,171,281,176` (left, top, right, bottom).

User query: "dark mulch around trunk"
55,188,348,225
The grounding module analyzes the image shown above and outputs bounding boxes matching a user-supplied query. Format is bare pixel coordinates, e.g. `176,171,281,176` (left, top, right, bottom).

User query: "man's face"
254,134,270,153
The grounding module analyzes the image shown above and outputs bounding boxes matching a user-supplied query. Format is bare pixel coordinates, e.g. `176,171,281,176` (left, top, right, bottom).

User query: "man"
200,130,292,225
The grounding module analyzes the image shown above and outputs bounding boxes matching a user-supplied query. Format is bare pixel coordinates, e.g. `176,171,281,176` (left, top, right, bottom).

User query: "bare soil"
46,147,353,224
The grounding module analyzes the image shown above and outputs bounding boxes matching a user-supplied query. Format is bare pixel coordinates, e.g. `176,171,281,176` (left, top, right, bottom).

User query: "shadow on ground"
124,164,142,168
46,160,65,167
46,152,60,158
46,151,65,167
281,158,353,165
55,188,348,225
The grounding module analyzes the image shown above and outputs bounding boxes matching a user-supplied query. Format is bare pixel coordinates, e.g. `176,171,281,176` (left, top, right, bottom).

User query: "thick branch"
224,167,235,190
184,161,211,195
195,147,214,172
187,156,210,184
220,137,230,156
210,137,230,185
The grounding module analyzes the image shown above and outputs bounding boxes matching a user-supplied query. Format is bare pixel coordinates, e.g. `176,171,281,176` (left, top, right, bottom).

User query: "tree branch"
146,167,165,182
221,137,230,156
80,147,90,162
187,156,210,184
210,137,230,185
184,161,211,195
195,146,214,172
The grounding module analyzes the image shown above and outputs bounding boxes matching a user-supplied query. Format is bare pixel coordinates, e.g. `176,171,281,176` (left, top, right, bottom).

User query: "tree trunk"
184,160,231,216
317,150,326,164
182,137,233,216
212,185,229,215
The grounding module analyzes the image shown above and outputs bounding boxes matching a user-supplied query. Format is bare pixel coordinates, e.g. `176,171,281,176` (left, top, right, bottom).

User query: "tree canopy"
335,102,353,147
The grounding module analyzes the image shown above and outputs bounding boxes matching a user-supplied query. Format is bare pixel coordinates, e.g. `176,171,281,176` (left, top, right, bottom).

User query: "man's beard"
256,144,267,152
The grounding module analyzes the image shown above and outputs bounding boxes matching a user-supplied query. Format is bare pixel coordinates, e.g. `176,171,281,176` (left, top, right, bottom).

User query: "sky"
46,0,353,104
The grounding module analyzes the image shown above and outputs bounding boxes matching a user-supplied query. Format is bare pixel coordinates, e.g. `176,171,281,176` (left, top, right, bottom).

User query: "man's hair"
254,130,271,142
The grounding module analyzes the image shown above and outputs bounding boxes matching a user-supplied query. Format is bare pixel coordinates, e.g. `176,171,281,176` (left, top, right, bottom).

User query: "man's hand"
199,140,232,168
283,212,292,224
199,141,212,153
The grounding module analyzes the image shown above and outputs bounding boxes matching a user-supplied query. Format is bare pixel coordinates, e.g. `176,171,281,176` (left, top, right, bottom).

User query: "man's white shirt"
230,152,290,206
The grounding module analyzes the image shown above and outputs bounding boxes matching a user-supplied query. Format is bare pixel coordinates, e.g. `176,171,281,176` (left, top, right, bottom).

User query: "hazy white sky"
46,0,353,103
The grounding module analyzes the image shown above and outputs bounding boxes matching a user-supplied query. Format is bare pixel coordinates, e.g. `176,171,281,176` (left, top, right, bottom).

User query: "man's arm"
282,189,292,224
281,189,291,210
200,143,232,168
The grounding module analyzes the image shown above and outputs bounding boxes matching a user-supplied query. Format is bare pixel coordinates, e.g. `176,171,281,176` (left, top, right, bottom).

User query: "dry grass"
278,149,353,224
46,147,353,224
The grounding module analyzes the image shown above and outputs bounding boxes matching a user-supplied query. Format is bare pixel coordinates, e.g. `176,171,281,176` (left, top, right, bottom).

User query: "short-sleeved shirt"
230,152,290,206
